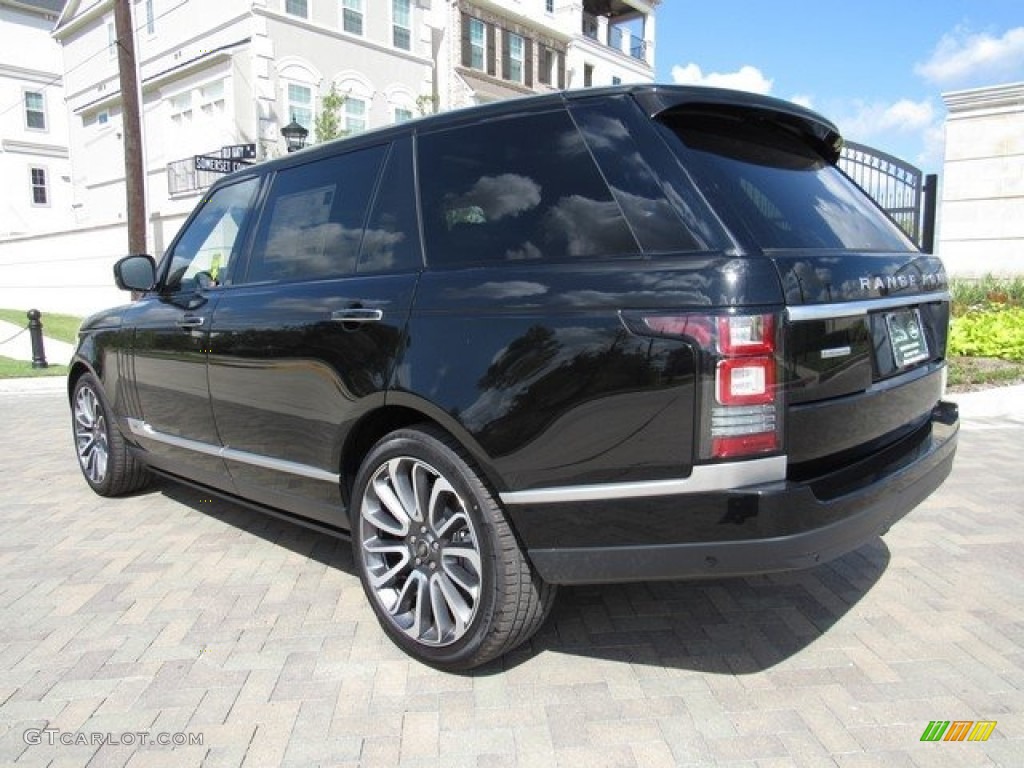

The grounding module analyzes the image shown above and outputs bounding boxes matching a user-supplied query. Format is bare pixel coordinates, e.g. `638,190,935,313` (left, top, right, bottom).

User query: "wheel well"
67,362,89,398
339,406,437,506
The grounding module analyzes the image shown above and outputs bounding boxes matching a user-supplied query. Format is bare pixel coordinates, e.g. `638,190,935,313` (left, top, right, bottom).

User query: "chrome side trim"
128,418,222,457
786,291,949,322
499,455,787,505
127,419,340,484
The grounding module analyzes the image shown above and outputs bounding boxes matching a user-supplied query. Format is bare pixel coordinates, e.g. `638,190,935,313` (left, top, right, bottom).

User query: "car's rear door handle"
331,308,384,324
177,316,204,329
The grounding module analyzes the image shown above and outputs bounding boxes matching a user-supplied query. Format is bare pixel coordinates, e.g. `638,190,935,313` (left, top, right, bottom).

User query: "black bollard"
27,309,48,369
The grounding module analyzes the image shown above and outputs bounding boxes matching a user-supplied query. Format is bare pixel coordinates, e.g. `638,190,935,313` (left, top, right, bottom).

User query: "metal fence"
838,140,937,252
166,157,222,196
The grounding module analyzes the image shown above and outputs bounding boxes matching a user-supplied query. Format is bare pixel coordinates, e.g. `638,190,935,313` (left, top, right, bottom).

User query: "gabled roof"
2,0,66,16
53,0,111,40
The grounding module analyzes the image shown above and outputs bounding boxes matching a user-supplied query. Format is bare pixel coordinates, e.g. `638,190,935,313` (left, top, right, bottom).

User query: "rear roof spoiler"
629,86,844,164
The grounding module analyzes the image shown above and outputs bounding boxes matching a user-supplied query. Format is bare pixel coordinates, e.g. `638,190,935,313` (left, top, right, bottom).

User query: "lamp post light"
281,117,309,153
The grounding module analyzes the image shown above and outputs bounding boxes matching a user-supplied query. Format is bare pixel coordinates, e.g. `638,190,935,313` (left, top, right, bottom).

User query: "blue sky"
652,0,1024,173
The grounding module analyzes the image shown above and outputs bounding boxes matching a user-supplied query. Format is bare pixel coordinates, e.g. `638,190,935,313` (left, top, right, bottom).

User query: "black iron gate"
837,140,937,253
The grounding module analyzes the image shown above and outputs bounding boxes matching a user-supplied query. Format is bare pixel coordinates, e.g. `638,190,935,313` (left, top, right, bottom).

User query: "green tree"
314,83,346,143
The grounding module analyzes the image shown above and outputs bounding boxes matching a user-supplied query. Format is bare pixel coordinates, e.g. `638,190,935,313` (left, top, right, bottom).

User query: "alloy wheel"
358,456,483,647
73,384,109,485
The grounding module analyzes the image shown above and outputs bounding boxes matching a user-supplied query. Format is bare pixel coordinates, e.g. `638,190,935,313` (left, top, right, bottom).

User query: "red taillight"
713,431,778,458
621,309,782,462
717,314,774,355
710,312,780,458
716,356,775,406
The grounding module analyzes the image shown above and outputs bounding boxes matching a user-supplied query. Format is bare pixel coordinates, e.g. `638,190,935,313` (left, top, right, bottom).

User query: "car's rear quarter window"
417,109,640,267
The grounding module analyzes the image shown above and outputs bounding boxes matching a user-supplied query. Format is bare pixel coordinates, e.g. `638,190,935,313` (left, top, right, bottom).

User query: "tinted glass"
662,112,916,252
244,147,387,283
358,138,422,273
164,177,259,292
418,109,639,266
572,97,718,253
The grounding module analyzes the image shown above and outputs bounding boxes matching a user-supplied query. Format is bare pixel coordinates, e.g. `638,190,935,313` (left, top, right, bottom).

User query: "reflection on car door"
126,177,260,490
207,139,423,527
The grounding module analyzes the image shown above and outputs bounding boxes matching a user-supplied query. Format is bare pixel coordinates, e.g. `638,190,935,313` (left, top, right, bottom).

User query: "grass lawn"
0,309,82,344
0,356,68,378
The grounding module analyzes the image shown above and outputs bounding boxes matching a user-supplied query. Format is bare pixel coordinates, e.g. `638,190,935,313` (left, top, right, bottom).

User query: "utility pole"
113,0,146,255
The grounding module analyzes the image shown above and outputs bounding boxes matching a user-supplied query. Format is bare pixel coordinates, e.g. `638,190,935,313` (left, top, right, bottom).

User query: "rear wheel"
351,425,555,670
72,373,149,496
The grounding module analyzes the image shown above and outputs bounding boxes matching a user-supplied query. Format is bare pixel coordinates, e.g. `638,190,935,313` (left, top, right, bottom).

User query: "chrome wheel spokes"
359,456,483,647
74,385,109,485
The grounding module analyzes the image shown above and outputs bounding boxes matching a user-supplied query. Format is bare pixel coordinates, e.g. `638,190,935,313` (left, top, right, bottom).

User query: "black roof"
232,84,843,184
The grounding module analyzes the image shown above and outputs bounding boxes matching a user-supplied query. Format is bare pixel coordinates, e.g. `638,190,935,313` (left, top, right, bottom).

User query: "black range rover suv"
70,85,958,670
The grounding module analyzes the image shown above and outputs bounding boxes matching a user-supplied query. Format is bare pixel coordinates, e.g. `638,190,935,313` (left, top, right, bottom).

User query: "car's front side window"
163,177,260,292
242,146,387,284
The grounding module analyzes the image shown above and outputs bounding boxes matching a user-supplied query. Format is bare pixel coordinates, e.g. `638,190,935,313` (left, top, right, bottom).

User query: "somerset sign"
194,155,252,174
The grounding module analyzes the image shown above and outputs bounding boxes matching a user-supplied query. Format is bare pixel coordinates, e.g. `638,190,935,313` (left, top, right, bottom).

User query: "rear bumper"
509,401,958,585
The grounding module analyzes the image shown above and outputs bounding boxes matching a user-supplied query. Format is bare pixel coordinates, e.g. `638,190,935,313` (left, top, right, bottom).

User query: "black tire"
71,372,150,497
351,425,556,670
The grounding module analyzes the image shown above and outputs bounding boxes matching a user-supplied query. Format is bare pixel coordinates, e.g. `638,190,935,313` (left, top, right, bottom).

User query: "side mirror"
114,254,156,292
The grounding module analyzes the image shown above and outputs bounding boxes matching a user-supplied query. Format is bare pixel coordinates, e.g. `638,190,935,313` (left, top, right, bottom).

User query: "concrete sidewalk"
0,317,75,367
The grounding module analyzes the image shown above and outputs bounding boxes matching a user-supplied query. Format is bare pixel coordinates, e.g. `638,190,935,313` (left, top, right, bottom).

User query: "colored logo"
920,721,997,742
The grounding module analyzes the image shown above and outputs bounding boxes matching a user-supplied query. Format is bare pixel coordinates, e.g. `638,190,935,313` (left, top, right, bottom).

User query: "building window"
612,76,622,85
143,0,155,34
341,0,362,35
546,0,554,12
468,18,485,70
30,167,48,206
584,63,594,87
285,0,308,19
286,83,313,134
97,110,109,125
344,97,367,134
394,107,413,123
392,0,411,50
107,21,116,58
506,32,524,83
200,80,225,115
169,91,192,125
24,91,46,131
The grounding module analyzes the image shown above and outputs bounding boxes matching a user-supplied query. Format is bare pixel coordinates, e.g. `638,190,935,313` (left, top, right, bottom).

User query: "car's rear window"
659,111,917,253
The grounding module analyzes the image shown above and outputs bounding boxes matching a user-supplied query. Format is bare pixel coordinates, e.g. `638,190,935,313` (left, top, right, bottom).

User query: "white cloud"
916,26,1024,85
833,98,944,171
790,94,815,109
837,98,936,141
670,63,774,95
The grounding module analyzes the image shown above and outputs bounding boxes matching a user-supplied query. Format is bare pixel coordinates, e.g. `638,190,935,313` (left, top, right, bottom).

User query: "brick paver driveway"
1,381,1022,767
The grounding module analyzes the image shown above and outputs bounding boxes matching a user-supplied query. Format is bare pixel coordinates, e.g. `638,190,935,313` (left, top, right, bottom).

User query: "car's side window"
357,137,422,274
244,145,388,284
418,109,640,267
163,177,260,292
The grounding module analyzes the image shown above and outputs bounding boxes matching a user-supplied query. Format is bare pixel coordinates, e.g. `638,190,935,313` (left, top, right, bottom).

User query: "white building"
939,82,1024,276
51,0,438,253
438,0,657,108
0,0,658,314
0,0,74,238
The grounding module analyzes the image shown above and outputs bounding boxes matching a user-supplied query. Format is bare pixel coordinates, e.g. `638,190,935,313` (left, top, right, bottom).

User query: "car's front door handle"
177,316,204,329
331,308,384,324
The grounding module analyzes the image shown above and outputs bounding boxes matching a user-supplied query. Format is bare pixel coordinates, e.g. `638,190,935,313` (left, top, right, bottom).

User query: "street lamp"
281,116,309,152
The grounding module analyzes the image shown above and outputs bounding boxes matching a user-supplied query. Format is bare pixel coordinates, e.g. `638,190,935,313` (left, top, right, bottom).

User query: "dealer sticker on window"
886,308,929,368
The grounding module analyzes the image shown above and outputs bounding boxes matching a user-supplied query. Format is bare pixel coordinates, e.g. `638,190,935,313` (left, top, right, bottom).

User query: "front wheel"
71,373,149,496
351,425,556,670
